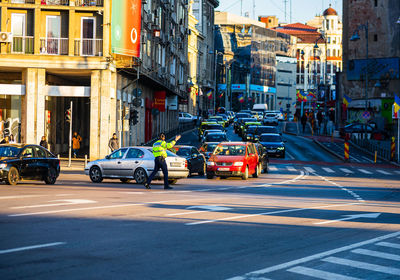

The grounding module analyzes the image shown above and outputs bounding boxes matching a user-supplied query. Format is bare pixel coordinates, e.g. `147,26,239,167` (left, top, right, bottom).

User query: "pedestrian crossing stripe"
286,166,297,171
288,266,360,280
322,167,335,173
340,168,353,173
351,248,400,261
358,169,372,174
376,170,391,175
304,167,315,173
395,171,400,175
269,166,278,171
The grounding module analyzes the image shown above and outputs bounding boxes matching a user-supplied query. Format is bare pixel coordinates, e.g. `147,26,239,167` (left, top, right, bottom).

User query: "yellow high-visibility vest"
152,140,176,158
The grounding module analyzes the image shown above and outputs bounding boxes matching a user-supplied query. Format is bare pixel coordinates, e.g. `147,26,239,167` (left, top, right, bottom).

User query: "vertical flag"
219,91,224,98
207,90,212,100
394,95,400,118
111,0,142,57
343,94,352,110
238,94,244,103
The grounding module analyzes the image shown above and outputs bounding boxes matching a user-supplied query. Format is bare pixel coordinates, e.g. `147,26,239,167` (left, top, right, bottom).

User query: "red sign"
154,91,166,112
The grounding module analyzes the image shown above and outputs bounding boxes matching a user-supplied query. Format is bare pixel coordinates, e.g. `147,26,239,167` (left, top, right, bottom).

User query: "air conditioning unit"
0,32,13,43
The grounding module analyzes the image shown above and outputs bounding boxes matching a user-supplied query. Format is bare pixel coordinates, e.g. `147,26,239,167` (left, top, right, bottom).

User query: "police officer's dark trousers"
146,156,169,188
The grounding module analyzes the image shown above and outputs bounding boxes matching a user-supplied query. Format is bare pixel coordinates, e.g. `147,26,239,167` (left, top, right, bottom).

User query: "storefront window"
0,95,21,142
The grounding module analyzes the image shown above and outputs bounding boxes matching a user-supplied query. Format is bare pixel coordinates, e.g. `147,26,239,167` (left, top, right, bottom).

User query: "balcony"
74,38,103,56
40,38,69,55
75,0,103,6
10,36,34,54
40,0,69,5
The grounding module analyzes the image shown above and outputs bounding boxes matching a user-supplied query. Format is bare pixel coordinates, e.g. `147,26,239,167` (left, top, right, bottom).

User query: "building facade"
341,0,400,131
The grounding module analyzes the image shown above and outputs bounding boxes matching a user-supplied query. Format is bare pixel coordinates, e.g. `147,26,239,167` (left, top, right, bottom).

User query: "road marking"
285,151,295,160
315,174,364,203
322,256,400,275
0,195,43,200
322,167,335,173
314,212,381,225
376,241,400,249
259,171,305,187
287,266,361,280
186,202,361,226
120,192,145,195
340,168,353,174
268,166,278,171
225,231,400,280
358,169,372,174
376,169,391,175
304,167,315,173
352,248,400,261
286,166,297,171
394,171,400,175
11,199,97,209
0,242,65,255
168,205,232,216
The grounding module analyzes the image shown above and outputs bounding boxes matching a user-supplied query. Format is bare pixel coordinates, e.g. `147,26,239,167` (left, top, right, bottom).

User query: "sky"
216,0,342,24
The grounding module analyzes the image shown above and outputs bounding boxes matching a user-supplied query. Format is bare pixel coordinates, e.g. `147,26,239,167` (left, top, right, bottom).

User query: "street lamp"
210,50,224,114
314,32,328,135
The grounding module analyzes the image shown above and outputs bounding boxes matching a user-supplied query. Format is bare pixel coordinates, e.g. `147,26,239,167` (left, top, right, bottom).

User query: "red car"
206,142,260,180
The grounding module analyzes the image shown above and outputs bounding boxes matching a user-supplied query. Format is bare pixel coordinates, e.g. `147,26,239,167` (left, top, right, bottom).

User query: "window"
81,17,96,56
21,147,34,158
34,147,46,158
374,34,378,41
109,148,128,159
126,148,144,159
374,0,378,7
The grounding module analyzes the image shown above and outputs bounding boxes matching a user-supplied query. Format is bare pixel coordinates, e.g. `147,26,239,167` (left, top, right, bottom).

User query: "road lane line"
268,166,278,171
0,195,43,200
322,167,335,173
304,167,315,173
285,151,295,160
340,168,353,174
0,242,66,254
351,249,400,261
322,256,400,275
361,156,374,163
394,171,400,175
358,169,372,174
376,241,400,249
225,231,400,280
11,199,97,209
186,202,361,226
287,266,361,280
120,192,145,195
376,170,391,175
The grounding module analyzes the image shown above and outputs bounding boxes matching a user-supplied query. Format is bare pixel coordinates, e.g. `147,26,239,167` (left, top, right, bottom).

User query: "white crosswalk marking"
376,170,391,175
288,266,361,280
340,168,354,173
322,167,335,173
352,248,400,261
358,169,372,174
304,167,315,173
322,256,400,275
286,166,297,171
395,171,400,175
269,166,278,171
376,241,400,249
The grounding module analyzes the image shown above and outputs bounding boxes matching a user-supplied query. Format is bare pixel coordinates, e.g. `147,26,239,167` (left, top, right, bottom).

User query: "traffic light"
130,110,139,125
65,108,71,122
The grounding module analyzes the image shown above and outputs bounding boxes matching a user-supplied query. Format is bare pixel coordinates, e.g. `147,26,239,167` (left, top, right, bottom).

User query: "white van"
252,104,268,114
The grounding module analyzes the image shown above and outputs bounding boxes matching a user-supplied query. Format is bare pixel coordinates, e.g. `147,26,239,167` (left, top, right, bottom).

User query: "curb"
312,139,345,162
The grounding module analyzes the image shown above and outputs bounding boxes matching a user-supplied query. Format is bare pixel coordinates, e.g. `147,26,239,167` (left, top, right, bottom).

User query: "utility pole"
283,0,288,22
253,0,256,20
68,100,73,167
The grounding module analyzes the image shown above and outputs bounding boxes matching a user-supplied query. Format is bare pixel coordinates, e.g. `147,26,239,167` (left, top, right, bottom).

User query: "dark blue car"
258,133,286,158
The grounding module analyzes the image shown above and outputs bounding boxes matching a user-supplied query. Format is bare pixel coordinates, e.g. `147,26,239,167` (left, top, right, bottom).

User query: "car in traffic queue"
0,144,60,185
245,125,281,142
202,132,228,144
201,129,225,142
234,117,258,134
199,142,219,160
258,133,286,158
85,146,189,185
198,121,218,139
208,116,227,127
254,143,269,173
216,114,230,126
169,145,206,177
233,112,252,124
206,142,261,180
263,112,279,126
240,121,262,140
251,111,263,121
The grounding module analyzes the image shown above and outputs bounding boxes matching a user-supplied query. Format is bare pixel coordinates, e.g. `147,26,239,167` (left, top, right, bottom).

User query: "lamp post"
350,22,369,138
212,50,224,114
314,31,328,135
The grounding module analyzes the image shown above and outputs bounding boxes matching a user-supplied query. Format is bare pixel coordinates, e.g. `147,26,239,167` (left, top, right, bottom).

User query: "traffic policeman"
144,133,181,189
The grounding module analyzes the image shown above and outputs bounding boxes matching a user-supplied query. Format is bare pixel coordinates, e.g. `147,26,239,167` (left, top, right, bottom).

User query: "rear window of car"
206,134,226,142
176,148,191,157
258,127,277,134
265,114,277,118
260,135,282,142
214,145,246,156
206,125,224,130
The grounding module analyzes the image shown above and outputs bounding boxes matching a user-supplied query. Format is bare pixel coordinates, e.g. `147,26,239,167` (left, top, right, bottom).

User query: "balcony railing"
40,38,69,55
75,0,103,6
41,0,69,5
10,36,34,54
10,0,35,3
74,38,103,56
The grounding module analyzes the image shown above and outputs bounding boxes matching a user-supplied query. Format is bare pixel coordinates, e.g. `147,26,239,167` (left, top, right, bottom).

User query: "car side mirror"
106,155,110,159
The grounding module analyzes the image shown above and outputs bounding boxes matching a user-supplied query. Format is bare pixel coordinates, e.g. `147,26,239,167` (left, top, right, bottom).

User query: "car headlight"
0,163,7,169
207,161,215,166
277,147,285,150
233,162,244,166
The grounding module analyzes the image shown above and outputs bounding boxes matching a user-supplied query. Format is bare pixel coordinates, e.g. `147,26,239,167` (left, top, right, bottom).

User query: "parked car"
258,133,286,158
263,113,279,126
199,142,219,160
85,147,189,185
169,145,206,176
0,144,60,185
206,142,260,180
179,112,198,123
202,132,228,143
339,122,386,139
254,143,269,173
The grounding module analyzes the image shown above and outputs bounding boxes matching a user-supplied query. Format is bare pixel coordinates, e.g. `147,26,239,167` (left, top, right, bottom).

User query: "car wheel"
188,164,192,177
134,168,148,184
220,176,227,179
6,166,19,185
44,167,57,185
168,179,178,185
242,166,249,180
206,172,214,179
89,166,103,183
252,164,260,178
199,163,206,176
264,164,269,173
120,178,131,183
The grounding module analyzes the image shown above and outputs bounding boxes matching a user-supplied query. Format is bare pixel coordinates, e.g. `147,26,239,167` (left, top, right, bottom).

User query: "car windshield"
214,145,246,156
176,148,191,157
206,134,226,142
265,114,277,118
257,127,277,134
259,135,282,142
240,118,257,123
0,146,21,157
236,113,251,119
206,124,224,130
206,144,218,152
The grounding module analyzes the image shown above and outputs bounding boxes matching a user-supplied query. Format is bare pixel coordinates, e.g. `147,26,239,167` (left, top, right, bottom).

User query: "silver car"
85,147,189,185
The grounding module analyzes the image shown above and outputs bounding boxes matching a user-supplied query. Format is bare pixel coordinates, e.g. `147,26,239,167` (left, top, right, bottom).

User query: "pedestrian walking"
108,133,119,152
301,114,307,133
144,133,181,190
40,135,48,149
72,132,82,158
9,134,16,144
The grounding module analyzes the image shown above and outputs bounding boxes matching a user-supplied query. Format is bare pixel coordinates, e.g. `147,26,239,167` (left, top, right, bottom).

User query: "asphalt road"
1,123,400,280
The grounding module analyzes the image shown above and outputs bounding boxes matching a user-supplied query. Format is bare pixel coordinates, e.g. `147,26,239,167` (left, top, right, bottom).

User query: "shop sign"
167,95,178,110
0,84,25,95
154,91,166,112
231,84,246,91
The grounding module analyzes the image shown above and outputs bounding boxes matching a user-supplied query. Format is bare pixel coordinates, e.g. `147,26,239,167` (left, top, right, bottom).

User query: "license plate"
170,162,181,167
268,149,276,153
218,167,230,171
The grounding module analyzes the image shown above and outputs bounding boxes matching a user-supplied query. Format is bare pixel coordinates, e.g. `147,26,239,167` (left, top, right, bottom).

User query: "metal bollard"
85,155,88,167
374,151,377,163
